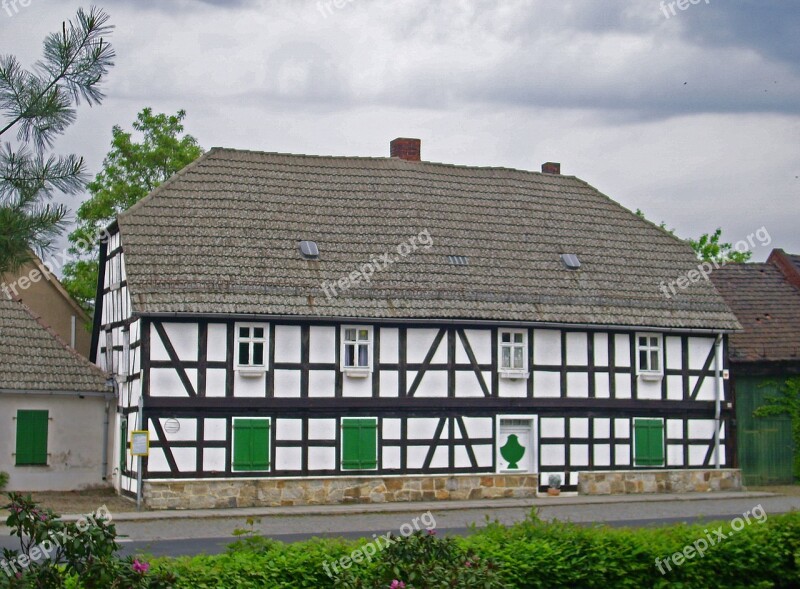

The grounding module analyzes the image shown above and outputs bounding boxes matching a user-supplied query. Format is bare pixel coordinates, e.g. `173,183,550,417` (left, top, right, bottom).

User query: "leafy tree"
0,7,114,275
63,107,203,308
634,209,675,235
754,377,800,480
688,228,752,264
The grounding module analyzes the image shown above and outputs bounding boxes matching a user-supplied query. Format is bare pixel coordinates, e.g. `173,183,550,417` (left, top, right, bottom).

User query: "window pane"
358,329,369,341
514,333,523,343
500,347,510,368
638,336,647,347
639,350,648,370
358,343,369,367
239,327,250,338
253,343,264,366
513,347,524,369
253,327,264,339
501,333,511,343
239,342,250,366
650,337,658,348
650,350,659,371
345,329,356,342
344,344,355,367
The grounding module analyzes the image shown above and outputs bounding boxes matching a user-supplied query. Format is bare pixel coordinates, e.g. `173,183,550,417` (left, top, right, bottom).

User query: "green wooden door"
736,376,794,485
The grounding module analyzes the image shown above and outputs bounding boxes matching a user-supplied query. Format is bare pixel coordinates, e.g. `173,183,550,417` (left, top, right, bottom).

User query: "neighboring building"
0,296,114,491
711,250,800,485
1,252,92,358
94,139,742,508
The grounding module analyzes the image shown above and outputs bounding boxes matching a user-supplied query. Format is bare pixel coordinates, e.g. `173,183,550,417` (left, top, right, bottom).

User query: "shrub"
0,492,176,588
0,473,7,492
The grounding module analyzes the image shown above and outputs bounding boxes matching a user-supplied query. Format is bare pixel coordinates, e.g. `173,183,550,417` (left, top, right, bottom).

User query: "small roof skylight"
560,253,581,270
447,255,469,266
299,240,319,259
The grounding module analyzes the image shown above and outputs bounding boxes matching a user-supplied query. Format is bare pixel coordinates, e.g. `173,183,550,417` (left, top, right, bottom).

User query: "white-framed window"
236,323,268,371
342,326,371,373
499,329,528,377
636,333,663,377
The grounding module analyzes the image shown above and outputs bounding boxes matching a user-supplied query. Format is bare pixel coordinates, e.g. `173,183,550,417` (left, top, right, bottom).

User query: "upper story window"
499,329,528,379
342,326,371,373
236,323,268,371
636,333,663,377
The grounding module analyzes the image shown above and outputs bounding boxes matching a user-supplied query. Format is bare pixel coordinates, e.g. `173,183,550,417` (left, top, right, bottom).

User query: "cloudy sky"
2,0,798,260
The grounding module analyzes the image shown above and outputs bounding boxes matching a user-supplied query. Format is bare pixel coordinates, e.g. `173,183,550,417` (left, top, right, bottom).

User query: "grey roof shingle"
117,148,740,330
0,298,110,393
710,262,800,363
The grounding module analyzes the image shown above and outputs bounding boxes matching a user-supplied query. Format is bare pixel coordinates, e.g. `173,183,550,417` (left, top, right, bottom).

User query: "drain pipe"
101,378,116,481
714,334,723,469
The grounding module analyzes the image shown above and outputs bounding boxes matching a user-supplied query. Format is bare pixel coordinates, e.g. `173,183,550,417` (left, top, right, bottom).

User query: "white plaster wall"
276,419,303,440
382,446,401,469
203,448,226,472
161,323,198,361
594,374,610,398
1,395,114,491
204,419,227,440
341,373,372,397
637,379,661,400
309,326,336,363
593,333,609,366
409,370,447,397
688,337,714,370
594,418,610,438
566,333,588,365
497,376,527,398
308,419,336,440
533,329,561,365
566,372,589,398
540,417,565,438
665,336,682,370
150,367,197,397
274,325,301,363
206,368,227,397
407,329,446,364
593,445,611,466
382,419,401,439
614,334,631,367
308,447,335,470
309,370,335,397
207,324,227,362
273,370,300,397
460,329,491,364
533,371,560,397
379,327,399,363
379,371,399,397
462,417,492,439
276,447,302,471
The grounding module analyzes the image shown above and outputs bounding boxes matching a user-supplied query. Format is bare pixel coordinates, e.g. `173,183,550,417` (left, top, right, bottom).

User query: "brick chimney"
390,138,421,161
541,162,561,174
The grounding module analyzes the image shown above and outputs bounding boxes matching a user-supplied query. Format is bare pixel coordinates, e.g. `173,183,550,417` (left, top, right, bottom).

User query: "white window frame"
341,325,372,376
495,415,537,474
235,322,269,375
498,329,529,379
636,332,663,379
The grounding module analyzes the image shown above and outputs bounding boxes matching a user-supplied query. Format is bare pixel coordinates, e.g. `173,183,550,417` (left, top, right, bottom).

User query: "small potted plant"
547,474,562,496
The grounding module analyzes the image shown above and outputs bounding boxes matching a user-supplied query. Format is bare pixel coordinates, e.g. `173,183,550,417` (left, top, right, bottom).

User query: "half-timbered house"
93,138,742,508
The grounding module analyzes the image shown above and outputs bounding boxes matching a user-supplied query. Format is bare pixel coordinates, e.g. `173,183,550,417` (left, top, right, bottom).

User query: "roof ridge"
206,146,580,179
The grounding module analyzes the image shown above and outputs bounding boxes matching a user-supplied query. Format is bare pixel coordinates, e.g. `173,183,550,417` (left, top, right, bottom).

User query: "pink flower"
132,559,150,574
390,581,406,589
427,529,436,536
465,560,472,568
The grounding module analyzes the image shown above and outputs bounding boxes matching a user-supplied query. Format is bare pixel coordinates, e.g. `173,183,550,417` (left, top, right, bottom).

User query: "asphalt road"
2,494,798,558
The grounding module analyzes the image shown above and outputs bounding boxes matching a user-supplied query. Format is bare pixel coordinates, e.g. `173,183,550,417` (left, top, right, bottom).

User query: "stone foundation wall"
144,474,539,510
577,469,741,495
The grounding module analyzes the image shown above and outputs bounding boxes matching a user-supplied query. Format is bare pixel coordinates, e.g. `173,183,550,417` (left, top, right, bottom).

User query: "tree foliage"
0,7,114,275
687,228,752,263
754,377,800,479
63,107,203,308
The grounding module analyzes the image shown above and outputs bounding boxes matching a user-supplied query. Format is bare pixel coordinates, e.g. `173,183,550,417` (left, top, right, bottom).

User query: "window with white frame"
236,323,267,369
499,330,526,371
342,326,371,370
636,333,663,375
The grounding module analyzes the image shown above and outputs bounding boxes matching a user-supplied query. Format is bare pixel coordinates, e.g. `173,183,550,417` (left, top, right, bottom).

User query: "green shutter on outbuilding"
16,410,49,466
634,418,664,467
233,419,270,471
342,418,378,470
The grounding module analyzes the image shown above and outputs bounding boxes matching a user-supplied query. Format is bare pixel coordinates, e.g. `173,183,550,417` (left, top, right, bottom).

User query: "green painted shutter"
233,419,270,471
342,418,377,470
634,419,664,466
16,410,49,466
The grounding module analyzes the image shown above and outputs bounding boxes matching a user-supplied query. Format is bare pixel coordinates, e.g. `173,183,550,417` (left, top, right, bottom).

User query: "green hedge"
146,509,800,589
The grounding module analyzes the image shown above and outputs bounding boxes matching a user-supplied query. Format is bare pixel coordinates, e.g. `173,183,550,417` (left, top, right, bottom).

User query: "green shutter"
233,419,270,471
634,419,664,467
342,418,378,470
16,410,49,466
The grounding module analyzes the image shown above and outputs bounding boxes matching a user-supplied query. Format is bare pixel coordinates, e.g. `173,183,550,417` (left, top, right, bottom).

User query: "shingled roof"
710,262,800,363
0,297,111,393
116,147,739,330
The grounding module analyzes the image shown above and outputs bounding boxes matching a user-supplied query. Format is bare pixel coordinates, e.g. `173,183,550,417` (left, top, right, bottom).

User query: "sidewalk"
57,490,779,523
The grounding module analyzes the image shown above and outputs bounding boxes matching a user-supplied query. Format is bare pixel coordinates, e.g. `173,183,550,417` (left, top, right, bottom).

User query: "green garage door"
736,376,794,486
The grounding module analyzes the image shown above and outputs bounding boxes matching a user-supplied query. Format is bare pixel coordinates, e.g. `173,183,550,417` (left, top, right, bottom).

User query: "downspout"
714,334,723,469
101,377,116,481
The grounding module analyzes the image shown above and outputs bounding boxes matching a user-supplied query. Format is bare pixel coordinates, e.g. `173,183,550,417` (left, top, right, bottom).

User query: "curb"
53,491,780,523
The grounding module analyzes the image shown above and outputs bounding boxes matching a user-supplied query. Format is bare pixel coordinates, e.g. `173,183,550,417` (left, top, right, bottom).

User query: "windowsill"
638,372,663,382
235,367,267,378
343,368,372,378
499,370,529,381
